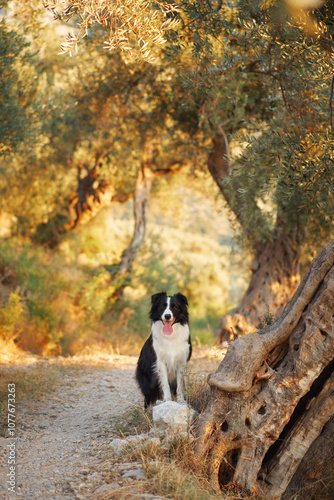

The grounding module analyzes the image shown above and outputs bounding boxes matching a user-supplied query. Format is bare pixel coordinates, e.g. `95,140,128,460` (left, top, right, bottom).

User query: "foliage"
256,308,275,330
0,242,64,353
164,0,334,254
42,0,180,61
37,0,334,256
0,292,23,341
0,18,31,153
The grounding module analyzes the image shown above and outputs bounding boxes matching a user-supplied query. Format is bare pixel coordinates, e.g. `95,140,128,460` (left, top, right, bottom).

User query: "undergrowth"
0,235,240,358
0,188,249,358
256,308,276,330
113,406,152,437
105,432,260,500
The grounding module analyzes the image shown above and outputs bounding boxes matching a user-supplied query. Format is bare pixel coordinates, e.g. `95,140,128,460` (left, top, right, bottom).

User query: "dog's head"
150,292,189,333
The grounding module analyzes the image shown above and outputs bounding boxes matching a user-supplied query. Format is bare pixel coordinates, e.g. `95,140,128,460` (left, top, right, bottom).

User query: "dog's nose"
164,314,171,321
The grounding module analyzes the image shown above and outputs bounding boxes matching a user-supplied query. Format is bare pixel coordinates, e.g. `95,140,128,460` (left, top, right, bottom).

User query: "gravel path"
0,355,143,499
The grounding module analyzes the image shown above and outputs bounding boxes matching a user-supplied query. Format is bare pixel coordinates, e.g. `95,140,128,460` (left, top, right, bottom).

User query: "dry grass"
98,434,261,500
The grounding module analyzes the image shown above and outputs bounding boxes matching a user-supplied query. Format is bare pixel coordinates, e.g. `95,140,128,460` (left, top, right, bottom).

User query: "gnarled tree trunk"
207,132,302,341
196,239,334,499
219,232,301,341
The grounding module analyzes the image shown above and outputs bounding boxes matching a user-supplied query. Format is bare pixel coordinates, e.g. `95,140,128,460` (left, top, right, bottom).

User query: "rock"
127,433,149,445
122,468,146,480
152,401,198,433
94,483,120,494
109,438,127,453
149,427,164,438
147,437,160,447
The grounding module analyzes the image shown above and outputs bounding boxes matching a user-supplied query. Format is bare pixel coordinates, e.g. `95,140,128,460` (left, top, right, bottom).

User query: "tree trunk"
219,232,301,341
33,163,114,247
282,415,334,500
66,164,113,230
118,163,155,275
195,239,334,499
207,132,302,341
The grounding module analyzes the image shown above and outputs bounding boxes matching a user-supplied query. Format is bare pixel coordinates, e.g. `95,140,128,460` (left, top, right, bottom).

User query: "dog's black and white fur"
135,292,192,407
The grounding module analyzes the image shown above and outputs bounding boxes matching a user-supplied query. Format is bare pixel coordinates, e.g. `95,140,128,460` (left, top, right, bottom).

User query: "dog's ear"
151,291,167,305
175,293,188,306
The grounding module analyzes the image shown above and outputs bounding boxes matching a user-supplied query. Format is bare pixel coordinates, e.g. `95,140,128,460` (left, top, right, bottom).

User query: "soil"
0,348,222,499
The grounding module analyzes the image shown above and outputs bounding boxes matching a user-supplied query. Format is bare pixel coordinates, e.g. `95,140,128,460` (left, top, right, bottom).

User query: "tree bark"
195,239,334,499
207,131,267,248
219,232,301,341
118,163,155,275
33,162,114,247
116,159,182,277
282,415,334,500
207,132,302,341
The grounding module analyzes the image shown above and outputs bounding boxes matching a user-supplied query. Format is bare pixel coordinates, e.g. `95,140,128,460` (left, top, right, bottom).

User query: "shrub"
0,291,23,341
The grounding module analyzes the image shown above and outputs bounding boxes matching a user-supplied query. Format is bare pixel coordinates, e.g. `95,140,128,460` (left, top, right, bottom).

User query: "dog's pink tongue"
163,322,173,335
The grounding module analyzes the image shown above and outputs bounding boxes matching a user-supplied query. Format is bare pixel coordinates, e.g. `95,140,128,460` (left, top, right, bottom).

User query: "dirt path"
0,355,143,499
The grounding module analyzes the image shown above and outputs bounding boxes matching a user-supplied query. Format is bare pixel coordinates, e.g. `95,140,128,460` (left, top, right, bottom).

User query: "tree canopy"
1,0,332,254
38,0,334,252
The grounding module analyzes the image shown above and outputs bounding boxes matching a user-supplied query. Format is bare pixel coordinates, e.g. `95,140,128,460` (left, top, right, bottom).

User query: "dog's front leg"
176,368,186,404
157,362,172,401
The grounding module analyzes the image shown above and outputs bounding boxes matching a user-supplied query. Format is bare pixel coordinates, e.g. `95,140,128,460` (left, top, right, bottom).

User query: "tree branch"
217,125,232,176
330,74,334,133
247,60,292,114
153,159,184,175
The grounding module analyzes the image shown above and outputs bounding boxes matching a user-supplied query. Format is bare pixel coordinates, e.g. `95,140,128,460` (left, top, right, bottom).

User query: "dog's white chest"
152,322,190,376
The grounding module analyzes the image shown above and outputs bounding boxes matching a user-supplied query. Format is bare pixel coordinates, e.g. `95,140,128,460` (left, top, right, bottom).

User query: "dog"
135,292,192,407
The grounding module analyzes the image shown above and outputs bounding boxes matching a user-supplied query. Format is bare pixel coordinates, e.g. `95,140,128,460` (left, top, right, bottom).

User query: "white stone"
94,483,120,494
127,433,149,445
147,437,161,447
122,468,146,480
149,427,165,439
109,438,127,453
152,401,198,433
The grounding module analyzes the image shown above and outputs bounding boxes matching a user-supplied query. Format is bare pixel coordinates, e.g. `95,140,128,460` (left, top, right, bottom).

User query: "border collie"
135,292,192,407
